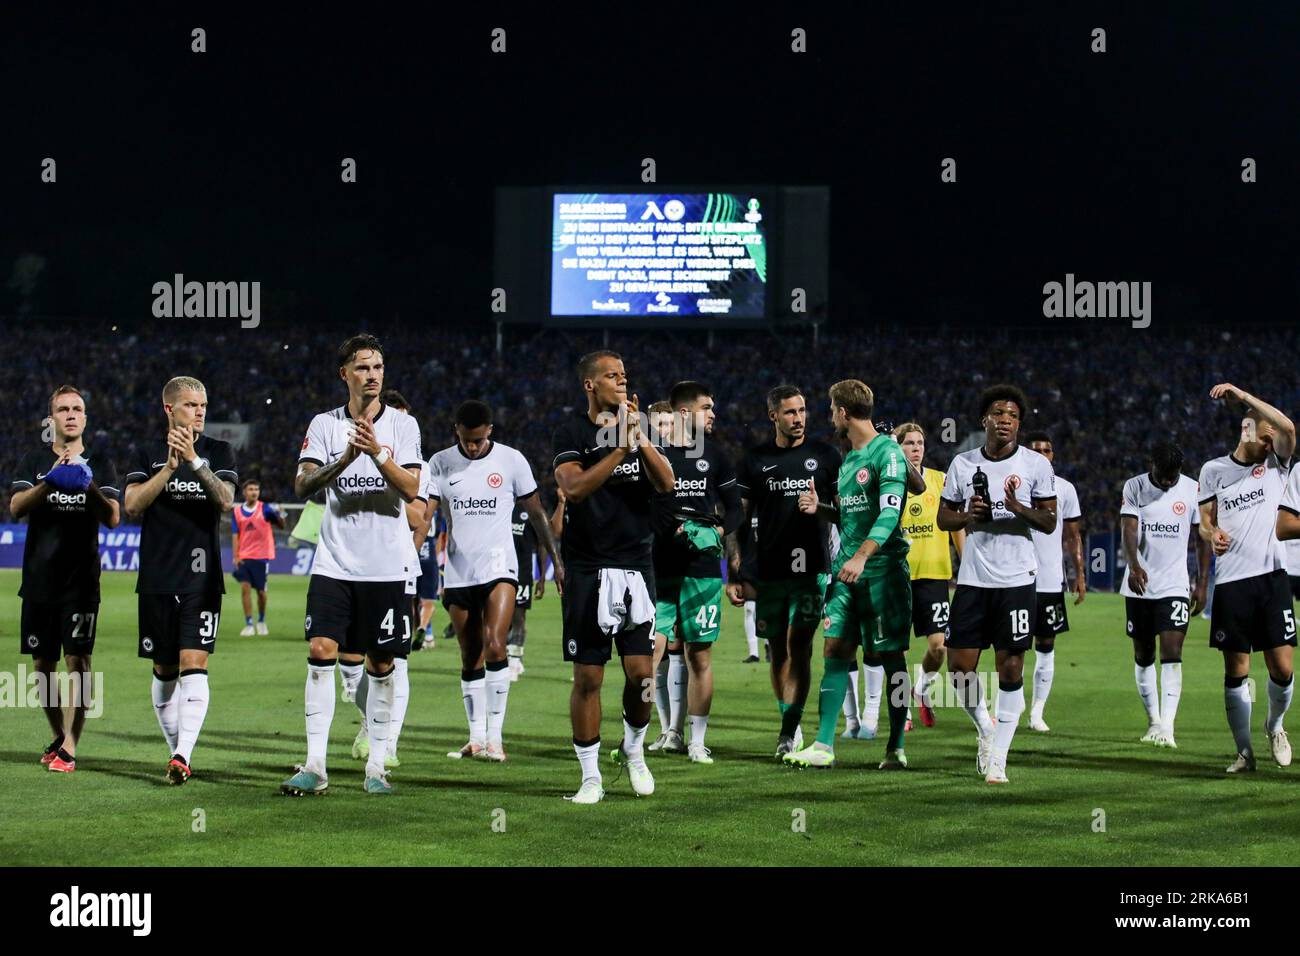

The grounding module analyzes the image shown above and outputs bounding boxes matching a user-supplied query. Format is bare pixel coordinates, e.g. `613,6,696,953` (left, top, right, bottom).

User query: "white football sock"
622,714,648,758
916,667,939,703
485,661,511,746
689,714,709,747
364,668,394,777
744,601,758,658
1266,675,1293,735
1031,649,1055,716
993,683,1025,758
668,652,687,734
575,739,602,783
175,671,210,763
1159,661,1182,731
1225,681,1253,754
338,660,363,702
461,672,487,745
151,674,179,753
842,665,861,728
955,673,995,736
1135,662,1159,722
863,664,885,727
305,660,335,772
352,663,370,716
654,656,670,735
388,656,410,755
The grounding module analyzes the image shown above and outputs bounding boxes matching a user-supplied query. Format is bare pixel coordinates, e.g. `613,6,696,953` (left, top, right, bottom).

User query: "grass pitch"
1,569,1297,866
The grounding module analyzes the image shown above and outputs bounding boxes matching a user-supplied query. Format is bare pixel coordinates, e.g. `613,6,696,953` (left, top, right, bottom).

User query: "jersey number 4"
380,608,412,641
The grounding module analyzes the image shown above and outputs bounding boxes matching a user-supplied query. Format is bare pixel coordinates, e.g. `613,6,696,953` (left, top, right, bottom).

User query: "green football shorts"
754,573,832,639
822,559,912,654
655,576,723,644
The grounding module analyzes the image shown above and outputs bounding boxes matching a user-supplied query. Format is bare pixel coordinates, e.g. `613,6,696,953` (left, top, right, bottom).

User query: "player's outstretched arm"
524,494,563,594
1211,383,1297,460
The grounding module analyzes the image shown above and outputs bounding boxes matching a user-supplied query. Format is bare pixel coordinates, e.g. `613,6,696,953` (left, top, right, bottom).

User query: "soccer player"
645,382,743,763
231,479,285,635
729,385,841,757
413,507,446,651
280,335,423,796
1023,432,1085,732
428,400,561,761
894,422,964,730
936,384,1056,785
553,350,674,803
1198,383,1296,773
11,385,120,772
123,376,237,785
784,381,913,769
1121,441,1208,747
506,496,543,681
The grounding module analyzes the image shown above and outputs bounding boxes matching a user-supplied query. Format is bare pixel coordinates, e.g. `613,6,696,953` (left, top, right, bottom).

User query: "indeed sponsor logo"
674,477,707,492
336,474,387,494
1221,488,1265,511
50,490,88,506
1144,521,1183,533
903,521,935,536
612,458,641,478
165,478,204,494
840,493,871,508
454,496,498,510
767,476,812,492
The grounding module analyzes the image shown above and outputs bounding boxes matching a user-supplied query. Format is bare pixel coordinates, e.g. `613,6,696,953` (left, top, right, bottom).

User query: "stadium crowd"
3,319,1295,539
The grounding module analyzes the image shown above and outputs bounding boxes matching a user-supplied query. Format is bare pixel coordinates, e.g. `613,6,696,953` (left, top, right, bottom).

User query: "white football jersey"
1198,451,1290,585
1277,466,1300,575
426,441,538,588
1119,472,1199,600
942,445,1056,589
299,404,423,582
1031,475,1081,593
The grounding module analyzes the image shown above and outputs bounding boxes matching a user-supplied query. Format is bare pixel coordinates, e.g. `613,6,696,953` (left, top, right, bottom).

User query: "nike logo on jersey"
763,465,779,472
153,462,169,469
201,638,214,645
378,636,394,644
36,472,48,480
448,477,464,486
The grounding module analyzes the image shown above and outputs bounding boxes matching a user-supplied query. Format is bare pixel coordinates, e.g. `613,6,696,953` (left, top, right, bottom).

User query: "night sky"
2,3,1296,329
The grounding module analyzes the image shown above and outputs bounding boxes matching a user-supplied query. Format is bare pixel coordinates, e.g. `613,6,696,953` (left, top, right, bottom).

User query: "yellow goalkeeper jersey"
901,467,952,581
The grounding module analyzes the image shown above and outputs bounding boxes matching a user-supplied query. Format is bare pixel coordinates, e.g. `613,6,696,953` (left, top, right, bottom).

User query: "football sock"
992,680,1024,759
258,612,265,623
954,672,995,736
305,659,336,772
1224,676,1252,755
485,659,511,746
461,668,487,744
245,615,254,626
388,656,410,754
574,737,601,783
689,714,708,748
1266,673,1293,735
1136,662,1159,723
151,671,179,753
667,651,687,734
815,657,851,746
622,714,648,758
1031,648,1055,715
353,662,369,715
654,656,671,734
916,667,939,704
175,669,210,764
842,664,861,728
339,660,363,703
364,668,394,777
863,663,885,728
779,700,803,739
1159,660,1182,731
884,658,909,751
744,601,758,658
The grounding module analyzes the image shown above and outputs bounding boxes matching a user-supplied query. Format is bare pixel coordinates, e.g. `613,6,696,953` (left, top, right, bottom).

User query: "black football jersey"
11,447,119,602
124,434,237,594
735,438,841,580
652,441,739,579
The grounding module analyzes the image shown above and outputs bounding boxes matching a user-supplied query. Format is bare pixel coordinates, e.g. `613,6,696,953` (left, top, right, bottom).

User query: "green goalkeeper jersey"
832,434,910,575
